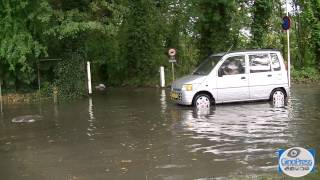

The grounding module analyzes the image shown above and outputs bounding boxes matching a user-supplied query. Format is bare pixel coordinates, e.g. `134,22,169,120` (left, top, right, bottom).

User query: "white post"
286,0,291,87
87,61,92,95
160,66,165,88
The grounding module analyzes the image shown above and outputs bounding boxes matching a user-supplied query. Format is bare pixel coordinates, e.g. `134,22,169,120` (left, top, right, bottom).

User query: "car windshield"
193,55,222,75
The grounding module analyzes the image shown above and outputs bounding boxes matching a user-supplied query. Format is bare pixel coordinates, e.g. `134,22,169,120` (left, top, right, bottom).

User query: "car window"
270,53,281,71
249,54,271,73
219,56,245,76
193,55,222,75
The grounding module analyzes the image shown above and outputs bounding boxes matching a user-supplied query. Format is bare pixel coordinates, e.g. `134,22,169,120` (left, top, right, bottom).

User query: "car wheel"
193,94,211,108
271,89,286,103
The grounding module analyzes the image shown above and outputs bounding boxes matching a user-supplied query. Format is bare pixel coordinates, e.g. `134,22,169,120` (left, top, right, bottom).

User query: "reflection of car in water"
170,50,289,108
170,102,289,155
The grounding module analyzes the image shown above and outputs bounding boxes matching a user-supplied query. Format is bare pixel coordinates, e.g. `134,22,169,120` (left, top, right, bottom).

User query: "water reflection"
160,89,167,114
0,99,3,115
87,97,96,140
53,103,60,127
273,97,286,108
175,102,290,172
0,86,319,179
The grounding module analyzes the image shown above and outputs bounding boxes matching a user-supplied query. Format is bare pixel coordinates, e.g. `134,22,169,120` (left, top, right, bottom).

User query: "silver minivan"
170,50,289,107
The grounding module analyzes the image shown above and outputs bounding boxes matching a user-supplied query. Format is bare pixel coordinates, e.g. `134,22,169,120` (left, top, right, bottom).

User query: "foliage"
193,0,236,59
0,0,49,89
292,0,320,68
54,50,86,99
1,0,320,97
251,0,274,48
40,81,54,97
117,0,166,86
291,67,320,82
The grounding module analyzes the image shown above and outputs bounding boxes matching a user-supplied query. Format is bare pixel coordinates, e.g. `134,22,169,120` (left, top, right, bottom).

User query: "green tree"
45,0,124,97
0,0,50,90
293,0,320,68
118,0,166,85
194,0,236,59
251,0,274,48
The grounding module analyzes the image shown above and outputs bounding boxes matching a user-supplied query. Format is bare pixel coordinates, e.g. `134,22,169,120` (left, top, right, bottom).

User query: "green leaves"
251,0,274,48
46,8,118,40
0,0,48,87
1,0,319,93
54,51,86,100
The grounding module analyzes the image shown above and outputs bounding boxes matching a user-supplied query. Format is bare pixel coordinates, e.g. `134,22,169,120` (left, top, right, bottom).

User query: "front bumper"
170,90,194,105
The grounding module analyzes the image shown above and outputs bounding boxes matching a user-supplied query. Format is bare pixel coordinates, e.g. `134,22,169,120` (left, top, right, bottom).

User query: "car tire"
193,94,212,108
270,89,286,102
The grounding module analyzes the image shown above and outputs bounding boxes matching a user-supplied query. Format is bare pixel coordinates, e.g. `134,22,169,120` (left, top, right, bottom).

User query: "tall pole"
286,0,291,87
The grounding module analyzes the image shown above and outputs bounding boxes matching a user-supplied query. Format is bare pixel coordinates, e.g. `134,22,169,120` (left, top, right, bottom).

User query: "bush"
291,67,320,82
54,52,86,100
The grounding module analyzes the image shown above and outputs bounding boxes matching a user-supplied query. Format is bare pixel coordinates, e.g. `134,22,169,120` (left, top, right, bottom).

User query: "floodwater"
0,85,319,180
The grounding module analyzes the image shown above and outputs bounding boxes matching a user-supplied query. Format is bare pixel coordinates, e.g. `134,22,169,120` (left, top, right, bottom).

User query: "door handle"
267,74,272,77
241,77,246,80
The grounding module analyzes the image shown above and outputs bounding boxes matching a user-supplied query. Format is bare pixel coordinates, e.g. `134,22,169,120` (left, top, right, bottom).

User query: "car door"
248,53,274,100
216,55,249,102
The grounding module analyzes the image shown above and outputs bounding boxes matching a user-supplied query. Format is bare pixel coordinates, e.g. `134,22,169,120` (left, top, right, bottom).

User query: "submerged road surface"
0,84,319,180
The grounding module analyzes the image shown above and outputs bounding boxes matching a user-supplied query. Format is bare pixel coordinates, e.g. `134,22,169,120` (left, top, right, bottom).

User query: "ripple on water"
179,103,292,173
11,115,43,123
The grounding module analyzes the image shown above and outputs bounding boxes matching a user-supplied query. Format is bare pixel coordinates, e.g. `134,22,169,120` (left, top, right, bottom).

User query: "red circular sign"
168,48,176,56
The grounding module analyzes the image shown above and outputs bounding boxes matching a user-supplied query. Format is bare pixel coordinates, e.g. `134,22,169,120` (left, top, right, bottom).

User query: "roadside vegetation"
0,0,320,99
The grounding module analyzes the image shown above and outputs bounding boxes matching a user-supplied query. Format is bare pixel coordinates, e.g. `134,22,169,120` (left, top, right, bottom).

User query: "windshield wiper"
193,72,205,75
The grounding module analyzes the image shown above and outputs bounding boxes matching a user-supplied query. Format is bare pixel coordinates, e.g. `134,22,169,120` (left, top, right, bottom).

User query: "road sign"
168,49,176,81
168,48,176,57
169,56,176,63
282,16,291,30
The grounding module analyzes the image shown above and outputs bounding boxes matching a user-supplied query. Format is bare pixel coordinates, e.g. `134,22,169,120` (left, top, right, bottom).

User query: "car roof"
213,49,281,56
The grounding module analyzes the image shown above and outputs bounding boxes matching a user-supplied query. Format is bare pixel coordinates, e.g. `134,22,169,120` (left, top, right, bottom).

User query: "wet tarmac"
0,84,319,180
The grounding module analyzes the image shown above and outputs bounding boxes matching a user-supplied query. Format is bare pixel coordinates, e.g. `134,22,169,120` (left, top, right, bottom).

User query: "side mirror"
218,69,223,77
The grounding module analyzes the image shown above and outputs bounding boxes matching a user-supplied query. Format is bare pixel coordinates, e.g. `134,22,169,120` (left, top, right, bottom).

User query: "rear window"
271,53,281,71
249,54,271,73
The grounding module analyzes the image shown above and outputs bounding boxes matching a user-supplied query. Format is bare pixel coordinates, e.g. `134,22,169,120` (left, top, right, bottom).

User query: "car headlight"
182,84,193,91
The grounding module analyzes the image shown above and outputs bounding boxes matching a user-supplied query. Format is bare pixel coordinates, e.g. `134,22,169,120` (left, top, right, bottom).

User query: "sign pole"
168,48,177,82
171,62,175,81
286,0,291,87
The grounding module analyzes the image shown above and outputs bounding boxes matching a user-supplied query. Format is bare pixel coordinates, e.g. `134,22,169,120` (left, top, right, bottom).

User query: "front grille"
171,91,182,101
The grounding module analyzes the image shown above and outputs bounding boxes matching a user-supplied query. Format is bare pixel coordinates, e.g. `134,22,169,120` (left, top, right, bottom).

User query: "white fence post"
160,66,165,88
87,61,92,95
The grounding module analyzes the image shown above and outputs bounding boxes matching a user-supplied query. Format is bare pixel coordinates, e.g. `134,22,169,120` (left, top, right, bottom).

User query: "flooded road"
0,85,319,180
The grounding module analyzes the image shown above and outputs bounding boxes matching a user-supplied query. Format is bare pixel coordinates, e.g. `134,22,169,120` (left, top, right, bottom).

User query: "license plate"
170,92,179,99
